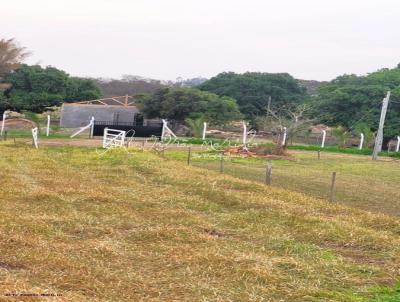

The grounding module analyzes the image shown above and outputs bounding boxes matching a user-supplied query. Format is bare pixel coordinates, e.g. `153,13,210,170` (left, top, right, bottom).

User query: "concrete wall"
60,104,140,128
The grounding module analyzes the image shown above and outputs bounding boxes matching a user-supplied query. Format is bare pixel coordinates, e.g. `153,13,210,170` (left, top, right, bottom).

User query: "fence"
156,146,400,218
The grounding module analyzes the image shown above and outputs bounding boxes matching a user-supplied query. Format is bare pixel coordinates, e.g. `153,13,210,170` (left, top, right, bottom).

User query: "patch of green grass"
288,144,400,158
164,149,400,217
369,283,400,301
2,129,75,139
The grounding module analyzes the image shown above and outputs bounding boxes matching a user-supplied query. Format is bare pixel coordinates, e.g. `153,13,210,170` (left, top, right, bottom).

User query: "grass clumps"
0,143,399,301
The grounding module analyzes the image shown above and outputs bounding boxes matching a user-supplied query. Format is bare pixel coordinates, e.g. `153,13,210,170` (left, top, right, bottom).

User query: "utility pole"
372,91,390,160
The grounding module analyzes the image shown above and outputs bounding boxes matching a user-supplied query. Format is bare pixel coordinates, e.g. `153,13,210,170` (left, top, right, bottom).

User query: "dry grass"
174,150,400,217
0,143,399,301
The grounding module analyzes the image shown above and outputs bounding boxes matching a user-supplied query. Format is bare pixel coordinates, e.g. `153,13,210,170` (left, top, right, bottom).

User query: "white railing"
70,117,95,138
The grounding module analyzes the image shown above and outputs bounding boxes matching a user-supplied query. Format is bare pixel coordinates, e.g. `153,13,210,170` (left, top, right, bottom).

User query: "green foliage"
353,122,374,148
199,72,308,120
2,64,101,113
331,126,350,148
310,67,400,140
138,87,242,125
185,117,204,138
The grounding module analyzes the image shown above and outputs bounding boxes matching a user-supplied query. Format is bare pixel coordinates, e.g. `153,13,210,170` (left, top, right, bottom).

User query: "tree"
137,87,242,125
353,122,374,148
2,64,101,112
310,66,400,141
331,126,350,148
0,38,29,81
255,104,313,145
185,117,204,137
199,72,308,121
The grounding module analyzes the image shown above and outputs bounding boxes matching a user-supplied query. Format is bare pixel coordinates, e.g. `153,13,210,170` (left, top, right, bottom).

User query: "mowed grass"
0,144,400,301
166,150,400,217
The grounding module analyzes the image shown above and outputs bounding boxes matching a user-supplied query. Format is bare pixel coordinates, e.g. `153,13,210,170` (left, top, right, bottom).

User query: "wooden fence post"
187,146,191,165
219,152,224,173
329,172,336,202
265,159,272,185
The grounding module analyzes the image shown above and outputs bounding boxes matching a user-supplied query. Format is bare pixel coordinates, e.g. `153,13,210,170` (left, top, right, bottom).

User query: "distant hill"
94,75,208,97
93,75,168,97
297,79,327,96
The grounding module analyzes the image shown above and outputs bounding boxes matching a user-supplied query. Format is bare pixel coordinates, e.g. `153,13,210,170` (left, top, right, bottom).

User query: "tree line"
1,37,400,141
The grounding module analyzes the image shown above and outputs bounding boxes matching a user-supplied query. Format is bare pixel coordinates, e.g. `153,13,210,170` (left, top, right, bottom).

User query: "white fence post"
281,127,287,146
321,130,326,148
359,133,364,150
70,117,95,138
161,119,167,140
90,116,95,138
102,127,108,148
202,122,207,140
396,136,400,152
32,127,39,148
242,121,247,146
1,111,7,137
46,115,51,137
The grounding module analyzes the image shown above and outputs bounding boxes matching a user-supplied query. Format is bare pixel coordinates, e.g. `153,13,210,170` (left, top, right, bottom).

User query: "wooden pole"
142,140,145,151
187,146,191,165
219,152,224,173
317,150,321,160
265,160,272,185
329,172,337,202
3,131,7,141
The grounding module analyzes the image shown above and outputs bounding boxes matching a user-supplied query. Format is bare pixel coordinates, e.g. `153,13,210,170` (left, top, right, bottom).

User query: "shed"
60,95,162,137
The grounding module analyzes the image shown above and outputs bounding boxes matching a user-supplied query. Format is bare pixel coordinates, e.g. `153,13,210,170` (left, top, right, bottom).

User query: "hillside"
0,144,399,301
94,76,207,97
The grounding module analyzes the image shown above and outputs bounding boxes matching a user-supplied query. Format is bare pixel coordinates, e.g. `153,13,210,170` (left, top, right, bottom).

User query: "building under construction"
60,95,162,137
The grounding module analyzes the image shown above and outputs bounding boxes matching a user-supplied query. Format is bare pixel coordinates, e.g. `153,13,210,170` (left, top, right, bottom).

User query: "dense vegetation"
310,66,400,139
199,72,308,120
0,64,101,112
137,87,242,125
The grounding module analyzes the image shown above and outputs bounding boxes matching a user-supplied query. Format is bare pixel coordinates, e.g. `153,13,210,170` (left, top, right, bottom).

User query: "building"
60,95,162,137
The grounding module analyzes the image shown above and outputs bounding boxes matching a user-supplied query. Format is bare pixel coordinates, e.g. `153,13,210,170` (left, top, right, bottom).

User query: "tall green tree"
137,87,241,125
2,64,101,112
310,67,400,140
199,72,308,120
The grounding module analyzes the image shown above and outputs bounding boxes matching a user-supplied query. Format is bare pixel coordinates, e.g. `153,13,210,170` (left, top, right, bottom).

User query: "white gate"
102,128,126,149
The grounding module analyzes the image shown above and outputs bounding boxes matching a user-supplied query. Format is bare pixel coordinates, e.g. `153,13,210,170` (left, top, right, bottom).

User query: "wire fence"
158,146,400,217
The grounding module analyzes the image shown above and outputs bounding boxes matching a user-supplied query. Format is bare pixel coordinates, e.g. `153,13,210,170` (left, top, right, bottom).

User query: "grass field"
164,149,400,218
1,143,400,301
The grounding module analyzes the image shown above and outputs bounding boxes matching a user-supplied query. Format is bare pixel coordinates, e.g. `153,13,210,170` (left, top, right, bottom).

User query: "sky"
1,0,399,81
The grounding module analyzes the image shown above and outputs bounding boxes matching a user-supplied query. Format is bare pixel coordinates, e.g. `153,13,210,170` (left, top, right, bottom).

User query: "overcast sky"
1,0,399,81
